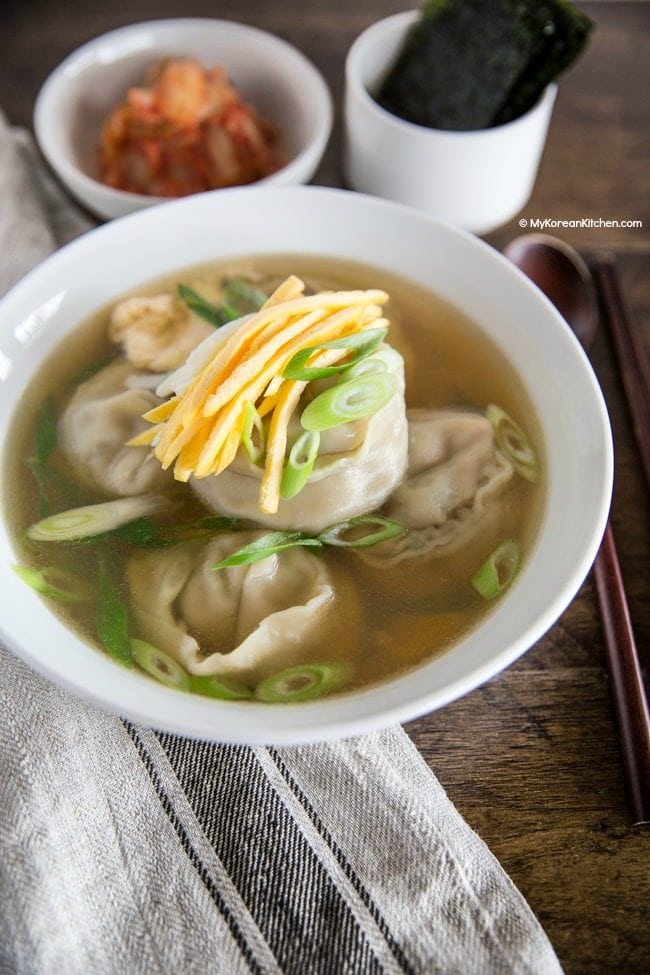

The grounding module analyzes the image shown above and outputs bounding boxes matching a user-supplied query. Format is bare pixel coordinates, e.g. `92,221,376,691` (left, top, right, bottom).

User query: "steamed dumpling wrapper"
190,344,409,532
126,532,360,680
130,277,410,527
58,358,171,496
109,292,214,372
365,408,514,564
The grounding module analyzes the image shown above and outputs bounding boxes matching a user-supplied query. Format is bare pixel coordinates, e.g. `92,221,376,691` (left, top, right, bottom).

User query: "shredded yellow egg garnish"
129,276,389,513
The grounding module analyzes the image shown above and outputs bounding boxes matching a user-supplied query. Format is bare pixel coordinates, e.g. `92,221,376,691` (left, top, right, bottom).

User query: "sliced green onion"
471,540,521,600
26,495,167,543
115,514,239,548
158,515,239,543
255,663,352,704
34,398,57,473
131,639,190,690
341,345,403,382
97,552,132,668
241,401,266,464
280,431,320,500
212,531,322,570
177,284,239,327
69,355,117,386
222,277,267,312
487,405,539,482
283,327,388,381
318,515,406,548
190,675,253,700
11,564,92,603
301,373,396,432
27,398,58,516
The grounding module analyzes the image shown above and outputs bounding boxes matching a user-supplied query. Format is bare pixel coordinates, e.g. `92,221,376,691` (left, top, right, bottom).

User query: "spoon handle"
594,522,650,824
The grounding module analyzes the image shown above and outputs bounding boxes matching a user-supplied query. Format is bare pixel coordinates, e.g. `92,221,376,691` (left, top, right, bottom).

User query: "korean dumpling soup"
4,256,544,704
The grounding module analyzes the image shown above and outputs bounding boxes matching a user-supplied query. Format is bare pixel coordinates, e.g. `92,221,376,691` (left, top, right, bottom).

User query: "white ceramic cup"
344,11,557,235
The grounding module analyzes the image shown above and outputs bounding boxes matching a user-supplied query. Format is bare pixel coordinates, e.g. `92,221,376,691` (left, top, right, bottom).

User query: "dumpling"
365,408,514,563
109,293,214,372
190,345,409,533
58,359,171,496
126,532,360,680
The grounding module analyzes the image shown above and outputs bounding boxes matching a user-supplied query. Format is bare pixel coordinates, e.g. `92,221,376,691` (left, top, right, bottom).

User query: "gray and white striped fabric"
0,115,564,975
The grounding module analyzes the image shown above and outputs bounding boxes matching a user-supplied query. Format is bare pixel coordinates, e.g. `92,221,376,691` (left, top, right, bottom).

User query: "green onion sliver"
131,639,190,690
301,373,396,432
283,327,388,381
280,431,320,500
11,564,92,603
340,345,402,381
190,674,253,700
160,515,239,542
26,495,166,543
222,277,268,312
255,663,352,703
318,515,406,548
471,540,521,600
97,552,132,668
212,531,323,570
177,284,239,328
28,398,58,517
241,401,266,464
487,405,539,482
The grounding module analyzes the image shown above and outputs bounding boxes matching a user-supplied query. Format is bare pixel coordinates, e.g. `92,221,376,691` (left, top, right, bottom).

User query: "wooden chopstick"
591,255,650,494
593,526,650,824
589,255,650,824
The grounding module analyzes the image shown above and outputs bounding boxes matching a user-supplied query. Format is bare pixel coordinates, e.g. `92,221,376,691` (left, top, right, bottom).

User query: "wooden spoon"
504,232,650,825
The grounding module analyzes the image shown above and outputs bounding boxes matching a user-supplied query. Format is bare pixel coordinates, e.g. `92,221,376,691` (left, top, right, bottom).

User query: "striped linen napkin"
0,115,564,975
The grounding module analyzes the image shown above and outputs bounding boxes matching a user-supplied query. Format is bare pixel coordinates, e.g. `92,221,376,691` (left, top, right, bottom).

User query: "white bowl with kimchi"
34,19,333,220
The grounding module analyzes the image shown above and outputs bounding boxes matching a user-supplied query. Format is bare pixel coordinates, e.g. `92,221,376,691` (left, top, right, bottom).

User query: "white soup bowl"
0,187,612,744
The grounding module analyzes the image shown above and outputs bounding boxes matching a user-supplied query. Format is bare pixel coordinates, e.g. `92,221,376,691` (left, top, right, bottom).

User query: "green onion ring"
300,373,396,432
283,327,387,381
318,515,407,548
471,540,521,599
280,431,320,500
241,401,266,464
131,639,190,689
26,495,166,543
487,405,539,482
340,347,400,382
254,663,352,703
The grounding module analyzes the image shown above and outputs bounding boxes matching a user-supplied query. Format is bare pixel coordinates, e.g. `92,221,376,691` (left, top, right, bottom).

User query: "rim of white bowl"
346,9,558,139
0,186,613,744
34,18,333,210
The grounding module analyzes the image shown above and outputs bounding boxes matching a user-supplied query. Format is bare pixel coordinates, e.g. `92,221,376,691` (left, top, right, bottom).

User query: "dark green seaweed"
376,0,593,131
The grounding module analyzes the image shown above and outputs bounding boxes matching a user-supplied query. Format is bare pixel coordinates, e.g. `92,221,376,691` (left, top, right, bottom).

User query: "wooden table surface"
2,2,648,973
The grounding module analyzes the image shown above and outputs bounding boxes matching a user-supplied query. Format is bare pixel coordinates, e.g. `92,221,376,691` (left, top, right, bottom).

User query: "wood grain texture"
0,3,648,974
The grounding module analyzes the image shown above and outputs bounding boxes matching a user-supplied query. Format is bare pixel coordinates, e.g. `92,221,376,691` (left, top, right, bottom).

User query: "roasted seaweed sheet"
376,0,593,131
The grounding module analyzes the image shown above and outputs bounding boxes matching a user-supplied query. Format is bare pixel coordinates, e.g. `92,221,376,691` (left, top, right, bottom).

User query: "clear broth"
3,255,545,696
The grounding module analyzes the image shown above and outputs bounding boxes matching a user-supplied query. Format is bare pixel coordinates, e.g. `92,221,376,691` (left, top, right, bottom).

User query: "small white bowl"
34,19,333,220
344,11,556,235
0,187,612,744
